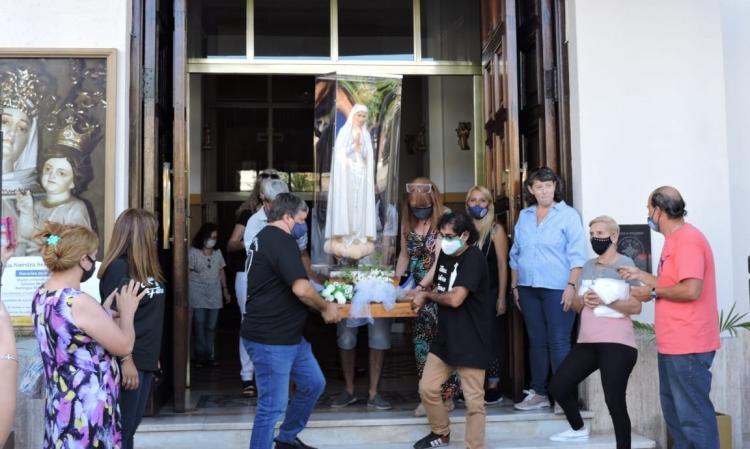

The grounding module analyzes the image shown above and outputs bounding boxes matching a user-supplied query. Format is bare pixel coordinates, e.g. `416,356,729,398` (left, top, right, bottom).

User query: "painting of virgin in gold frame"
0,49,116,326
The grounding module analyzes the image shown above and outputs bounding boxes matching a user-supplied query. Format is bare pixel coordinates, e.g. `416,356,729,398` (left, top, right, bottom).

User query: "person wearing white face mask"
189,222,231,368
407,212,494,449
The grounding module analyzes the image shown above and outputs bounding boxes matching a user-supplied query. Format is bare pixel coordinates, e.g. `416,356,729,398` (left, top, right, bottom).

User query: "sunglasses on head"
259,172,280,180
406,183,432,194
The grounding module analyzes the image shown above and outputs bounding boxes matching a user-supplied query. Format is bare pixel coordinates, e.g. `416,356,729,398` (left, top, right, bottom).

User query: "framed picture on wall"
0,49,117,327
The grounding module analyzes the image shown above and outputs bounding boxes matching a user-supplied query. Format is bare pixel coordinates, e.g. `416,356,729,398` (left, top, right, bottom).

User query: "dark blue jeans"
120,370,154,449
658,352,719,449
242,337,326,449
519,287,576,396
192,308,219,362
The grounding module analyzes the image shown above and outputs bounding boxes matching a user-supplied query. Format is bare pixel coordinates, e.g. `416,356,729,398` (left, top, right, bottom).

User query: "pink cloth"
655,223,720,355
578,307,636,348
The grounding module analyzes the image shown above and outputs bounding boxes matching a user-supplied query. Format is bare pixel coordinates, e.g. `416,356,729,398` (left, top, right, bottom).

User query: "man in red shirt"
620,186,720,449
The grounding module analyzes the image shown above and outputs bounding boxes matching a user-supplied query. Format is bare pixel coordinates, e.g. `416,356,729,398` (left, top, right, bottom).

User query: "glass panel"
215,108,269,191
338,0,413,60
272,107,315,175
311,75,403,272
421,0,480,62
188,0,246,58
254,0,330,58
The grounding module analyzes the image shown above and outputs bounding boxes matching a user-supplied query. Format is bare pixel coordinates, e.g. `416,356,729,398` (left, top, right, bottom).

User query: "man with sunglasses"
407,211,493,449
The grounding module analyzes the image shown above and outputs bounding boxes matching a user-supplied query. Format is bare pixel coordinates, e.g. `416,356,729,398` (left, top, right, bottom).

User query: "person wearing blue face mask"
466,185,509,406
242,193,341,449
189,222,231,368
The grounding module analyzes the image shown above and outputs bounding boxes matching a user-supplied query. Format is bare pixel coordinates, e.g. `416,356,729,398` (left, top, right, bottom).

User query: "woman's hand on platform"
410,291,428,313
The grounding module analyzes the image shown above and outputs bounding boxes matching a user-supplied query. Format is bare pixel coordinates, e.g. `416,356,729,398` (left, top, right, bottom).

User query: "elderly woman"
509,167,587,411
547,216,641,448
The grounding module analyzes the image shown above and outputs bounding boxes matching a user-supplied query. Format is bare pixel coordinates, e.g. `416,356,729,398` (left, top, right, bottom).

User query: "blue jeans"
519,287,576,396
658,352,719,449
192,308,219,362
120,370,154,449
242,338,326,449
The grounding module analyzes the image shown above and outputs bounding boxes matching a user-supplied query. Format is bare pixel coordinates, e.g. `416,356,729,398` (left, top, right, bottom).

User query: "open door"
480,0,571,401
130,0,185,412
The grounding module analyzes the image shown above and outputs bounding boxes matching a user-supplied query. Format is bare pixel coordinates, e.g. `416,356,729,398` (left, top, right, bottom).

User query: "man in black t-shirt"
240,193,340,449
407,212,493,449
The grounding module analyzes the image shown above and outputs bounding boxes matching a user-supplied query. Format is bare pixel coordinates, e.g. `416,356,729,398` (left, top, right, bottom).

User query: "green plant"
719,302,750,337
633,301,750,337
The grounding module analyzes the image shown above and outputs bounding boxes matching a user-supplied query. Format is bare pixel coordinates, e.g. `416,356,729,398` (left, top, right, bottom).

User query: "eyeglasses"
259,172,280,180
406,183,432,194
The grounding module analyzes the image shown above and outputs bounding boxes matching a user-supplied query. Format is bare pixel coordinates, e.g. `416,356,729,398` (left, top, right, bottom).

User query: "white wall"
1,0,131,214
568,0,735,321
721,0,750,314
428,76,476,194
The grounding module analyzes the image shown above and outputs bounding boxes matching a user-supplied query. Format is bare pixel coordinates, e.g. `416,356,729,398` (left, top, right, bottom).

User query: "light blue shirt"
509,201,588,290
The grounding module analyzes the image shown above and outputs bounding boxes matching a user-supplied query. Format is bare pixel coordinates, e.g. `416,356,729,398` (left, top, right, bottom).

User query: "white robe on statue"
325,104,377,250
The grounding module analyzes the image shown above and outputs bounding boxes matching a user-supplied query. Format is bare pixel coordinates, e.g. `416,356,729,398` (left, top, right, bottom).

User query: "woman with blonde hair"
465,185,509,404
98,209,166,449
32,222,145,449
395,177,459,415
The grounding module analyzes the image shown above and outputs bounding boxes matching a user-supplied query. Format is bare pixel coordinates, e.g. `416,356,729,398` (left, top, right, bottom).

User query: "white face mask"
441,237,464,255
205,239,217,249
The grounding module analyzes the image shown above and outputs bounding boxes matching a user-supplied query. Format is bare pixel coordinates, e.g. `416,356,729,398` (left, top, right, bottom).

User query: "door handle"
162,162,172,250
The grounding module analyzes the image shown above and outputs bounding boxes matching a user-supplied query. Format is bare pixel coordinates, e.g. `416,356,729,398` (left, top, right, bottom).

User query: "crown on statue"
55,120,96,152
0,67,49,118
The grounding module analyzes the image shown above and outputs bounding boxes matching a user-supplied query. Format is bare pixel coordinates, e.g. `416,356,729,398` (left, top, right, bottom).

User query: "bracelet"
120,354,132,363
510,286,518,290
0,354,17,362
567,282,576,288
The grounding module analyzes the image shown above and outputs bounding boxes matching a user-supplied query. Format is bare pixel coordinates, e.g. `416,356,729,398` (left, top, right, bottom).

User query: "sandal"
242,380,257,398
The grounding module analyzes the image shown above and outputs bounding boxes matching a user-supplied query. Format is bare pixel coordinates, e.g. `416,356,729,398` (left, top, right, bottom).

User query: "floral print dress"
32,287,122,449
407,230,461,400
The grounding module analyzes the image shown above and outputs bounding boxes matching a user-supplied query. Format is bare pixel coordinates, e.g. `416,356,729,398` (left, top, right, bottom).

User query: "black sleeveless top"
479,233,499,290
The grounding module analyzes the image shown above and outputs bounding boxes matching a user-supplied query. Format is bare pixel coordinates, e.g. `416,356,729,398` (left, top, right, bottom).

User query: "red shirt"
655,223,720,355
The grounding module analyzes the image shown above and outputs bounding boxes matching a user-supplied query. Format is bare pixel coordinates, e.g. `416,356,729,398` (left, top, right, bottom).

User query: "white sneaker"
549,426,590,442
513,389,551,411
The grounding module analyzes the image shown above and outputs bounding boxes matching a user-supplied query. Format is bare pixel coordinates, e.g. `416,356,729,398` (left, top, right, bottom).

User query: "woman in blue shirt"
509,167,587,411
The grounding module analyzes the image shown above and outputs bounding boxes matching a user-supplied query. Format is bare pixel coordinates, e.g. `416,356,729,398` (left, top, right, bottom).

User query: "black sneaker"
274,437,317,449
413,432,450,449
242,380,256,398
484,387,504,405
329,391,357,408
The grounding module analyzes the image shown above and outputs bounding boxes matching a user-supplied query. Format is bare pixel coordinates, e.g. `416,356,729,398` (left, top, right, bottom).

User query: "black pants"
120,370,154,449
548,343,637,449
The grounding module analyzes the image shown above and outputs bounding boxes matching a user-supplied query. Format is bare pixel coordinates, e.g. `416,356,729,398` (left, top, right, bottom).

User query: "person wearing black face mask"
395,177,460,417
547,215,642,448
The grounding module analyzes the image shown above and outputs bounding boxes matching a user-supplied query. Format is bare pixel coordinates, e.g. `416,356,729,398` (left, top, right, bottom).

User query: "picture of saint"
324,104,377,260
1,66,47,195
15,126,94,254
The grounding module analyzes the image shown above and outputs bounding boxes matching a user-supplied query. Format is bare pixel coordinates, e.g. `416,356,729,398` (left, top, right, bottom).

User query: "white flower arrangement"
321,282,354,305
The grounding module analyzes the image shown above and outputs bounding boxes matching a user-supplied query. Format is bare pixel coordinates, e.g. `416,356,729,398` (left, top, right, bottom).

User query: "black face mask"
79,255,96,283
411,206,433,220
590,237,612,256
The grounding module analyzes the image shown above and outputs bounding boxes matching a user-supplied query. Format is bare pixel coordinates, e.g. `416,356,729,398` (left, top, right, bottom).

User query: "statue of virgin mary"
324,104,377,260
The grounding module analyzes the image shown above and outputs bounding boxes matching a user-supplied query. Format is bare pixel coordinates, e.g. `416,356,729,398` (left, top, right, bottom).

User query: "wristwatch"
649,287,657,301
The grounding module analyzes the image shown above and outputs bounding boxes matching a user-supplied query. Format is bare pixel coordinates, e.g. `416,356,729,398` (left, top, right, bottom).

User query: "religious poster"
0,50,116,326
312,75,402,272
618,224,652,273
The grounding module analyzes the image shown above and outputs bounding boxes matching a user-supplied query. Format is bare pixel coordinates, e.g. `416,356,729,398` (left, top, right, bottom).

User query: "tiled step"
136,406,618,449
321,434,656,448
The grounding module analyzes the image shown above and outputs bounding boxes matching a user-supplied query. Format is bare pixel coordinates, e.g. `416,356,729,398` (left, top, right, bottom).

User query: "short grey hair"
261,179,289,202
267,193,309,222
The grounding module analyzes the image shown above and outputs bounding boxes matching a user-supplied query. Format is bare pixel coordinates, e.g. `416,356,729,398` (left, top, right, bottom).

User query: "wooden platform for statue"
337,301,416,318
